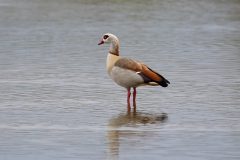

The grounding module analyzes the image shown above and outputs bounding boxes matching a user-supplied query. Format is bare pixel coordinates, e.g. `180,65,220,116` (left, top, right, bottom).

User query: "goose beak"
98,40,104,45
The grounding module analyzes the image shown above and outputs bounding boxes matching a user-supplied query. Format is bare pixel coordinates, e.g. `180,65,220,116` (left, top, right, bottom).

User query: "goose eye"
103,35,109,39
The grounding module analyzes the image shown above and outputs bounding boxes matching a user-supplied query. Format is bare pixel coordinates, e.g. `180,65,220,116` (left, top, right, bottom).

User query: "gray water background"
0,0,240,159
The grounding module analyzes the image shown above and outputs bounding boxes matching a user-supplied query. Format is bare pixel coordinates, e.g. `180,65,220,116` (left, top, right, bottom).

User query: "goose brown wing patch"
114,58,163,82
114,58,142,71
141,65,162,82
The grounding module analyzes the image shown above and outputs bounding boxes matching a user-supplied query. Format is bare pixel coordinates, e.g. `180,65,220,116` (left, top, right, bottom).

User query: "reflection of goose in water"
107,110,167,159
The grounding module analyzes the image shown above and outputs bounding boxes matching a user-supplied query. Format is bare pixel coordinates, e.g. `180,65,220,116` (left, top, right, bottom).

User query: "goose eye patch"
103,35,109,39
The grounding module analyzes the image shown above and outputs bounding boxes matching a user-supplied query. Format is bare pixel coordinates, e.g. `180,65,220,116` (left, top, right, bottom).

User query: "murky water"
0,0,240,159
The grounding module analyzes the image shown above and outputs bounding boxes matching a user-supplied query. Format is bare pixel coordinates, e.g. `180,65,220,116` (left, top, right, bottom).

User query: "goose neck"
109,39,119,56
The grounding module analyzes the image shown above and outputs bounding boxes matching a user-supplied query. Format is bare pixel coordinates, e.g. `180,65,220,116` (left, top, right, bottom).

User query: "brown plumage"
114,58,170,87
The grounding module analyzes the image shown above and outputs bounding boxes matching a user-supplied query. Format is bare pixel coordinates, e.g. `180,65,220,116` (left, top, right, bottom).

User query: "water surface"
0,0,240,159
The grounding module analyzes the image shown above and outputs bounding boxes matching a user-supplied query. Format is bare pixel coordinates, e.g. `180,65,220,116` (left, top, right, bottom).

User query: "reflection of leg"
127,88,131,111
107,130,119,160
133,87,137,109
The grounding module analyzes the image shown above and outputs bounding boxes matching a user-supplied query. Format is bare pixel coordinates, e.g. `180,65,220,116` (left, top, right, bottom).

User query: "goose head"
98,33,119,45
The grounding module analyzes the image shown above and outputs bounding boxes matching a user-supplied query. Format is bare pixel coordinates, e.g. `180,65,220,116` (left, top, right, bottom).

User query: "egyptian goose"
98,33,170,109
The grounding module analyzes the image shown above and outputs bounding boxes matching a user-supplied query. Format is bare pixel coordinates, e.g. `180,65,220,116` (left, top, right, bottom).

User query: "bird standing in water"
98,33,170,110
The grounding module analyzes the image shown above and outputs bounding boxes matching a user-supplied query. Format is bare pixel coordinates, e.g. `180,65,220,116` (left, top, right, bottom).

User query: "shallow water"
0,0,240,159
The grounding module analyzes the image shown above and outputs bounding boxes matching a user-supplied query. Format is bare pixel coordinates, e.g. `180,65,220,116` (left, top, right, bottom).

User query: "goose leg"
133,87,137,109
127,88,131,110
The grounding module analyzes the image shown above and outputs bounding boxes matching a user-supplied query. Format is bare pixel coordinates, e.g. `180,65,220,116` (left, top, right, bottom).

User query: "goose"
98,33,170,110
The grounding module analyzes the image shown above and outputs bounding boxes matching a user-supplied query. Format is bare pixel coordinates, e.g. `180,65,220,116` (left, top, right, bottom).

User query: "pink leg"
127,88,131,110
133,87,137,109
